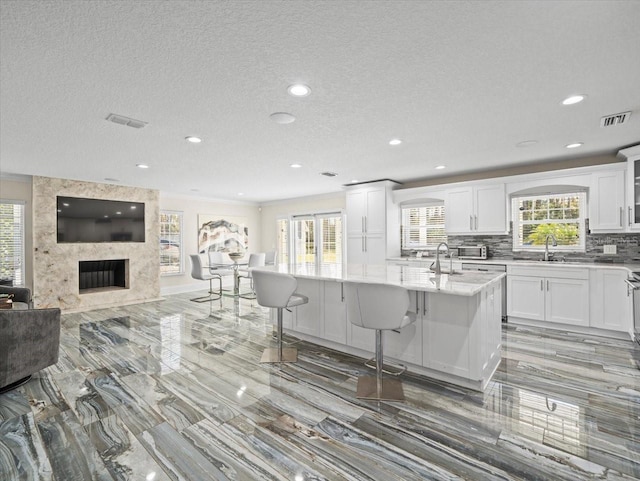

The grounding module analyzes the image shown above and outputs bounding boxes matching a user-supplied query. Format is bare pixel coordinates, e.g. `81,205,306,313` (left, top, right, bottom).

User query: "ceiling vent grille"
106,113,148,129
600,111,631,128
321,172,338,177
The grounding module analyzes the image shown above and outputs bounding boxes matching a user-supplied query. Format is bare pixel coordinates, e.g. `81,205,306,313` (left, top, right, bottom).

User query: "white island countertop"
258,263,505,297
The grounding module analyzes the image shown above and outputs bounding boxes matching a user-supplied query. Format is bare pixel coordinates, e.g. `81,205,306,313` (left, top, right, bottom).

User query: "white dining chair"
208,251,235,292
237,252,266,298
343,281,416,401
189,254,223,303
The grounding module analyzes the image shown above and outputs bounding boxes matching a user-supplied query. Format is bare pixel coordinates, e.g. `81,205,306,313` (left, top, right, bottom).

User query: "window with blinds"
160,211,183,275
0,201,25,286
401,204,447,249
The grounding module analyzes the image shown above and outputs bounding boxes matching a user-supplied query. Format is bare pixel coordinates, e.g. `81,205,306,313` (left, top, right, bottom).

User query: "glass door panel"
291,213,343,268
319,215,342,265
292,217,316,265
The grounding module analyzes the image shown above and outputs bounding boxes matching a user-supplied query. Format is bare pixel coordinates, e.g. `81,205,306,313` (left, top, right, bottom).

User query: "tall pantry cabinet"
346,181,400,264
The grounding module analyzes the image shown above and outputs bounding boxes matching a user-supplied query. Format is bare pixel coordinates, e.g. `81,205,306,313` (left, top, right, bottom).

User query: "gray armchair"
0,307,61,392
0,286,33,308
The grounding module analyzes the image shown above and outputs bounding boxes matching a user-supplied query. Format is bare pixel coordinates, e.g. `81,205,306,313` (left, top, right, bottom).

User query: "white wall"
159,193,261,295
259,192,346,252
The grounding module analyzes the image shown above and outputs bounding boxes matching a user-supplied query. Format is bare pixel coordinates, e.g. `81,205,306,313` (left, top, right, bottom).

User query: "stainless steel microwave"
457,245,487,259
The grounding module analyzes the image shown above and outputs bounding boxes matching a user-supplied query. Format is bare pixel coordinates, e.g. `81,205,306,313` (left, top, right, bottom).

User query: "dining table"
210,254,248,297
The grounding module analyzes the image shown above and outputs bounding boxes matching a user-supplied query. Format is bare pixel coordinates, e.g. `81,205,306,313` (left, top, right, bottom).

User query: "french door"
291,212,343,267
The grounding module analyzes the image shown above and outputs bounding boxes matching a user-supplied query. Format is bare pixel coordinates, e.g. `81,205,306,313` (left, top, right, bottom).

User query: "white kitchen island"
258,263,505,392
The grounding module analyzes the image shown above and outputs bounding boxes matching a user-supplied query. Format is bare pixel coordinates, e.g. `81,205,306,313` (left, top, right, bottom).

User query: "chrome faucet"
432,242,449,275
544,234,557,261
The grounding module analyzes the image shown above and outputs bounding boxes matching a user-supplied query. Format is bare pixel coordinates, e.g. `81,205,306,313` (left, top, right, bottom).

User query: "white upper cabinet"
445,183,506,234
346,181,400,264
622,147,640,230
589,168,626,232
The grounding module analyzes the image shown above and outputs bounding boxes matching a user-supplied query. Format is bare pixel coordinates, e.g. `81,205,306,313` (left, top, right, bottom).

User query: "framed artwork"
197,215,248,254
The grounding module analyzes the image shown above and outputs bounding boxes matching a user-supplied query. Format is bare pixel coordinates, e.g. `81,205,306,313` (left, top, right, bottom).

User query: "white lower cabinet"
508,266,589,327
423,282,502,380
322,281,347,344
589,268,632,333
279,277,502,390
292,278,322,336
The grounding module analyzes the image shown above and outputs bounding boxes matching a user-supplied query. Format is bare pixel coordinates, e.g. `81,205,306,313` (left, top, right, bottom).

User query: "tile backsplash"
439,232,640,263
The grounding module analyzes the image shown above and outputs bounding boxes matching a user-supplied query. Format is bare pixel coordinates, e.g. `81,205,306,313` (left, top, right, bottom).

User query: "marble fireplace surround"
32,176,160,311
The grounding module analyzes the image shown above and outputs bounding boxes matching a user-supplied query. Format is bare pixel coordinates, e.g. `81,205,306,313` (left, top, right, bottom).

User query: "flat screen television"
57,196,145,243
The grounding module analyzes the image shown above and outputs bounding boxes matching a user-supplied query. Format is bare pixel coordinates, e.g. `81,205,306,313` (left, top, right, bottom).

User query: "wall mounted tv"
57,196,145,243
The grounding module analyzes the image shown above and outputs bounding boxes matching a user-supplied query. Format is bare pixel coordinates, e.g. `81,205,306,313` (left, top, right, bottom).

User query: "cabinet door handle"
540,279,543,290
629,207,633,226
475,215,478,230
546,280,549,291
470,215,473,230
422,292,427,316
620,207,624,227
361,216,365,234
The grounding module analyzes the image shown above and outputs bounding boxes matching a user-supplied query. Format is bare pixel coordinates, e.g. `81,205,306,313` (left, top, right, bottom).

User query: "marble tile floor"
1,291,639,481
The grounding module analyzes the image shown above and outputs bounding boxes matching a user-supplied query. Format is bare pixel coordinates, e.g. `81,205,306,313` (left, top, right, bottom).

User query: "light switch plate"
603,244,617,255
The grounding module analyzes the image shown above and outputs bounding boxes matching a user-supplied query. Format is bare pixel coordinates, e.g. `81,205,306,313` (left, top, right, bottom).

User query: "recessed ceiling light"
136,164,149,169
290,163,302,168
562,94,586,105
350,179,359,183
238,192,244,196
115,211,122,215
389,139,402,146
185,136,202,143
269,112,296,124
287,84,311,97
435,165,446,170
104,215,109,218
516,140,538,148
565,142,583,149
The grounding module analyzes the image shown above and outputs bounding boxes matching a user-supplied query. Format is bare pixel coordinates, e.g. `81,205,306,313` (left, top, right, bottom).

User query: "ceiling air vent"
600,111,631,128
106,113,148,129
321,172,338,177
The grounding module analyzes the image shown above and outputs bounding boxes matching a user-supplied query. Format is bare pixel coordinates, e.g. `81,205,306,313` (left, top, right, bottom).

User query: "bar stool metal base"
260,347,298,363
260,307,298,363
356,375,405,401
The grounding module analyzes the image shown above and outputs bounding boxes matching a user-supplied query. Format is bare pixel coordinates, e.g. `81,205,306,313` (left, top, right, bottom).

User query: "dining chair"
252,269,308,363
264,251,277,266
237,252,266,298
343,281,416,401
208,251,235,292
189,254,222,303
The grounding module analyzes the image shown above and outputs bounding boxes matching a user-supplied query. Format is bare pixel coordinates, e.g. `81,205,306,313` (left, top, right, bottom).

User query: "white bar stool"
252,269,308,363
343,281,416,401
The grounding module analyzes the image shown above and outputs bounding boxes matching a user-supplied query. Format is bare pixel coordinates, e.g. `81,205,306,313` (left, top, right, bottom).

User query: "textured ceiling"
1,0,639,203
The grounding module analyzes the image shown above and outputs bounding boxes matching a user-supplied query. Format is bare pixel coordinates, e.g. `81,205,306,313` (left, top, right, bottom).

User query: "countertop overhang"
256,263,504,296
